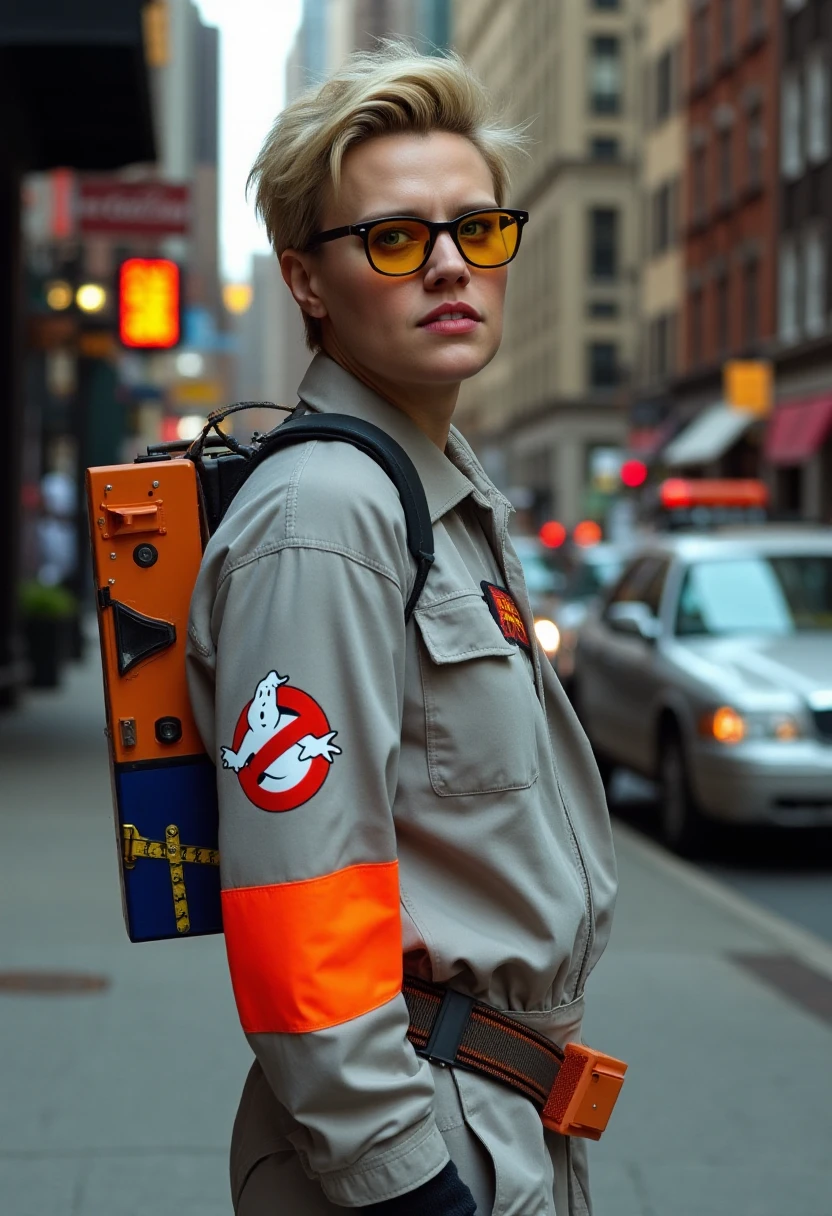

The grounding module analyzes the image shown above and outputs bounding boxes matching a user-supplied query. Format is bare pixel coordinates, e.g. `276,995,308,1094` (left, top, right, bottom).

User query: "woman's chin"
403,344,499,385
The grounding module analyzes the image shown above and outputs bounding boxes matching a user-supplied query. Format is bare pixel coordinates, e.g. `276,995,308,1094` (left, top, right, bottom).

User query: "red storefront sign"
79,182,191,236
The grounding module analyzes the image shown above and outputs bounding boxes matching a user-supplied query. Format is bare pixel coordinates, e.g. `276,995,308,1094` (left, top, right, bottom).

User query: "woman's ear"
280,250,328,321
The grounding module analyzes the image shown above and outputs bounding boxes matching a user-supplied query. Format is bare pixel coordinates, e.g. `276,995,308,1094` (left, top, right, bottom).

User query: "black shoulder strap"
235,413,434,623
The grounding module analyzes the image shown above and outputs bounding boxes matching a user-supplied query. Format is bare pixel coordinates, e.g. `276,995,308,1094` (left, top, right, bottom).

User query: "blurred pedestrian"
187,43,617,1216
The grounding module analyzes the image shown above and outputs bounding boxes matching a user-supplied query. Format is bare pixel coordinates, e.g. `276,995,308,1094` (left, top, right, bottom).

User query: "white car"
572,527,832,853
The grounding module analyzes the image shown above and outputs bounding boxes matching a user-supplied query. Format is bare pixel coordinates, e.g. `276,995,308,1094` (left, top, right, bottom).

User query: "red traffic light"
539,520,567,549
620,459,648,488
118,258,180,350
573,520,603,547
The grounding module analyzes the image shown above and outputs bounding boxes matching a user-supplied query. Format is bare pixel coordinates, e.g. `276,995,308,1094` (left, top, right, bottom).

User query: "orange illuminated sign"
659,479,769,509
118,258,180,349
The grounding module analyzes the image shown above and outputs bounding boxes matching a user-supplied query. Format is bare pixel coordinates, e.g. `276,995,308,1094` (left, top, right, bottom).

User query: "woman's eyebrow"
356,202,499,223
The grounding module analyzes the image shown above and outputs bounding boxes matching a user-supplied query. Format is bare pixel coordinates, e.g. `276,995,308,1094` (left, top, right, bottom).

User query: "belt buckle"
541,1043,627,1140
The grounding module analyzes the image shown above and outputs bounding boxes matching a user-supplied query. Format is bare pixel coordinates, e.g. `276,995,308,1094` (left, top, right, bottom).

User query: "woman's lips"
420,316,480,334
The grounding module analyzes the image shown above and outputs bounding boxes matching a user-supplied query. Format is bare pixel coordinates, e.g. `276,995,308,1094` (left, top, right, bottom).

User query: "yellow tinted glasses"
307,208,529,276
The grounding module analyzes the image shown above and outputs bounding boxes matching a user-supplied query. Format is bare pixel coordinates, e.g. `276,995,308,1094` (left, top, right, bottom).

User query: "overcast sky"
195,0,303,282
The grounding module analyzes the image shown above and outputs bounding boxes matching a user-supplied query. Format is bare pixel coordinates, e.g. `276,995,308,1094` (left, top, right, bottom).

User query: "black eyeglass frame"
305,208,530,276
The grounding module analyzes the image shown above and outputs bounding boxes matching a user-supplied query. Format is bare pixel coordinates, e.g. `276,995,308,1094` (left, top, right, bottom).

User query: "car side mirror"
606,600,662,642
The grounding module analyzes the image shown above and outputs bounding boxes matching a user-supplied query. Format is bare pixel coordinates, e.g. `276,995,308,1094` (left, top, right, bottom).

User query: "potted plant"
19,581,77,688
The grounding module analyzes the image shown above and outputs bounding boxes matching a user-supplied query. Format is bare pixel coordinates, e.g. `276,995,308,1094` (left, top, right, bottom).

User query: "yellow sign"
171,379,222,406
142,1,170,68
723,360,772,416
223,282,253,315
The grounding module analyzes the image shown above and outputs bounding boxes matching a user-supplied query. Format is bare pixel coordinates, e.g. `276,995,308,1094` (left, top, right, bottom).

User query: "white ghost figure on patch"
220,670,341,793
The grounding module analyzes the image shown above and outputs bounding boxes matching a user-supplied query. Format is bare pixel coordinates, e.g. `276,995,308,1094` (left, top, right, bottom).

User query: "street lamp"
45,280,73,311
76,283,108,313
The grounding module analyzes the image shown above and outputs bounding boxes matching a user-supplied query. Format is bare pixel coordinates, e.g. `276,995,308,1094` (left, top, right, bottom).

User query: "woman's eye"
375,229,411,247
460,220,489,238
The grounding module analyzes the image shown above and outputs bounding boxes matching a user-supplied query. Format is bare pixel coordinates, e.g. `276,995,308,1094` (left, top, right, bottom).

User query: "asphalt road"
610,770,832,946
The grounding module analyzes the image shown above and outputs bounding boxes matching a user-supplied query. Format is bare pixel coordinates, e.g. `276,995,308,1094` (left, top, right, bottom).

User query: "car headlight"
698,706,803,744
534,617,560,655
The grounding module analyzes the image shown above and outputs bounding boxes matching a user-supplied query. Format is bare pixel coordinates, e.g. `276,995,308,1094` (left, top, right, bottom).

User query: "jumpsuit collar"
297,354,513,526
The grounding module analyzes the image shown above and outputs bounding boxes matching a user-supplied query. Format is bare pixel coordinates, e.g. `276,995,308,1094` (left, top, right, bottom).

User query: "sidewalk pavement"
2,644,831,1216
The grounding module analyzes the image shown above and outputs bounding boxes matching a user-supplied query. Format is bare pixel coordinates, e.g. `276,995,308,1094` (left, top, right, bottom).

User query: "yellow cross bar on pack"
122,823,220,935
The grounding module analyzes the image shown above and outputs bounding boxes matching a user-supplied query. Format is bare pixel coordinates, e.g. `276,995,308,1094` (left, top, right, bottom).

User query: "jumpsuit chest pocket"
414,593,541,797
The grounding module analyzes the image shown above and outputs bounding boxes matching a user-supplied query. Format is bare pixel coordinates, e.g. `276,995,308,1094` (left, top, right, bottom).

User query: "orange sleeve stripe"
221,860,402,1034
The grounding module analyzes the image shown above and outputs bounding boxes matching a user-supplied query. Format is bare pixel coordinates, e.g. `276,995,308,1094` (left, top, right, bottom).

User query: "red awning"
765,396,832,465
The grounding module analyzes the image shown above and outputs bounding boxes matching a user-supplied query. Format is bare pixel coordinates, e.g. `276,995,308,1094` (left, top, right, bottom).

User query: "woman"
187,44,617,1216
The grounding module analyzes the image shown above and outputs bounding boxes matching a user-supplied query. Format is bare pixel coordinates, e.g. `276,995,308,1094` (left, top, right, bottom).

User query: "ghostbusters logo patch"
221,670,341,813
481,581,532,652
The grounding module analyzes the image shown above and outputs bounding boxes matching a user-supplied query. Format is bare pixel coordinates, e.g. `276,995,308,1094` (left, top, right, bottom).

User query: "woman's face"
290,131,510,392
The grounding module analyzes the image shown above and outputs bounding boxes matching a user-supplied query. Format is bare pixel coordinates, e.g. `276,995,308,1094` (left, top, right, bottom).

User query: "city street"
612,771,832,946
2,643,832,1216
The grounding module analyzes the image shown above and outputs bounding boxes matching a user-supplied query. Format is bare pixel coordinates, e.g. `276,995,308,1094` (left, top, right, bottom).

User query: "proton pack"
86,403,434,943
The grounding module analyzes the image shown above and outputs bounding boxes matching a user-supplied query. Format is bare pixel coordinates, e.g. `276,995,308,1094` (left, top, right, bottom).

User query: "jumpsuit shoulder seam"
216,537,404,594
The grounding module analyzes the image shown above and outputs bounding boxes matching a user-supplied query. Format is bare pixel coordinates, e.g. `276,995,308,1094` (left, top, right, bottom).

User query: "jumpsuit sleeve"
191,540,454,1209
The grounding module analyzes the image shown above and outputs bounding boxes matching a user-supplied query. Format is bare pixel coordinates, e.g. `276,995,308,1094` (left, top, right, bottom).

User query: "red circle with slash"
232,686,334,813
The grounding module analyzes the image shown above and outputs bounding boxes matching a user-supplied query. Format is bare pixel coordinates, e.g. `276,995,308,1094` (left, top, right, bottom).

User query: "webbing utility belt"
403,977,627,1140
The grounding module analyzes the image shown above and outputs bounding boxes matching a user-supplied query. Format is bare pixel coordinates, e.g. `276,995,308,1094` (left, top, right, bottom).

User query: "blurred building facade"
658,0,779,484
8,0,229,705
1,0,157,705
767,0,832,523
452,0,638,527
632,0,685,458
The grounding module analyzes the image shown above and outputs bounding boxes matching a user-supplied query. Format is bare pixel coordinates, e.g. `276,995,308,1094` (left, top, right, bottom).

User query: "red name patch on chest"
481,581,532,652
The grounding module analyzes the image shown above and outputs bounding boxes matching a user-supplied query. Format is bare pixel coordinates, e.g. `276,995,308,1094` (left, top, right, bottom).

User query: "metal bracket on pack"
121,824,220,935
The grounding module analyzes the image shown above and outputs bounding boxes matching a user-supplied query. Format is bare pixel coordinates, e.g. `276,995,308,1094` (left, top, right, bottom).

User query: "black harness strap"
229,414,435,623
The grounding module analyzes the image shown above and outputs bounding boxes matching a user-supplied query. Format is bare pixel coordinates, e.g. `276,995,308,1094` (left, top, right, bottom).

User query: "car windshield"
519,551,564,595
564,556,624,601
676,555,832,636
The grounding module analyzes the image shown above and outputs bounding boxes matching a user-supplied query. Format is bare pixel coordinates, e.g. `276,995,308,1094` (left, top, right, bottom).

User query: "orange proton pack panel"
87,458,221,942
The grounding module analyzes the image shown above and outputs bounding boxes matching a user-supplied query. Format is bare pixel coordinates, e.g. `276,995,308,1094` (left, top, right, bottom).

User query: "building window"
590,136,620,160
655,49,673,125
715,271,730,355
692,144,708,223
690,287,704,366
720,0,735,63
652,182,674,255
781,73,804,180
749,0,766,36
589,208,619,279
693,7,709,87
746,104,765,191
589,36,622,115
592,0,620,7
650,312,675,380
743,258,760,346
588,342,619,388
806,56,831,165
717,127,733,205
804,229,827,336
588,299,619,318
779,241,801,342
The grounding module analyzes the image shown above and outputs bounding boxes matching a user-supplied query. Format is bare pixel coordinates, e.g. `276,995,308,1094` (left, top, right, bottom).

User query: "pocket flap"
414,594,516,664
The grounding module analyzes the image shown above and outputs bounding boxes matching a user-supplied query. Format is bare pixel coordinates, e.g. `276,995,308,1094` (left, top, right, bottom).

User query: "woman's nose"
423,231,471,288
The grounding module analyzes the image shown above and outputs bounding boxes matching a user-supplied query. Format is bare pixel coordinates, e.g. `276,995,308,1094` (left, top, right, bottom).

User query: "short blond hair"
248,42,523,349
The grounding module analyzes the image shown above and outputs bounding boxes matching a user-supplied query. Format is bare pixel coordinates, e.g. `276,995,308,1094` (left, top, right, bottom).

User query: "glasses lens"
456,211,519,267
367,220,431,274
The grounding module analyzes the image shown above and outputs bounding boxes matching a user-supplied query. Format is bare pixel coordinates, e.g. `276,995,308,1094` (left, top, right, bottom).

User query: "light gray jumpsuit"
186,353,618,1215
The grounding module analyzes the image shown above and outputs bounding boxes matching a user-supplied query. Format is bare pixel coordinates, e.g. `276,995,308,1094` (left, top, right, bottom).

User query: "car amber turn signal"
700,707,803,744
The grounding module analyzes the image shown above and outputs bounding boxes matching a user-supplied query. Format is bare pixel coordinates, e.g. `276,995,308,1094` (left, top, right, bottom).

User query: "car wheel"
659,729,708,856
